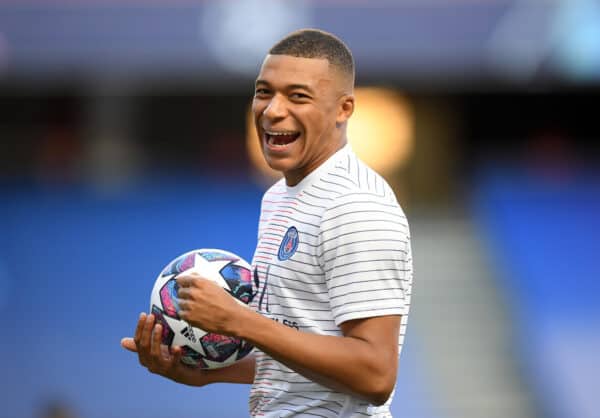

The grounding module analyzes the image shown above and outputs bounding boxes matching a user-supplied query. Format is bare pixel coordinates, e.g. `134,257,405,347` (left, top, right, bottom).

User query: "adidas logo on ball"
180,325,197,343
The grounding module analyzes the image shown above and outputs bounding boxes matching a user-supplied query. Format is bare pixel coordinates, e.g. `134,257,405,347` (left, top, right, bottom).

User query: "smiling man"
253,38,354,187
122,29,413,418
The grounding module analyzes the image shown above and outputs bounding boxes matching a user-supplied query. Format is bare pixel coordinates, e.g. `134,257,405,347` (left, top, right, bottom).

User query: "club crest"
278,226,299,261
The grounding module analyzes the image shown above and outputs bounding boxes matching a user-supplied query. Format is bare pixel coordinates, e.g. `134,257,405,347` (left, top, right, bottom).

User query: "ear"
336,94,355,125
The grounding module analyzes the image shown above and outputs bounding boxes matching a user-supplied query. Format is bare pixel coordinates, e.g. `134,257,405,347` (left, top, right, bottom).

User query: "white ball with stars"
149,249,254,369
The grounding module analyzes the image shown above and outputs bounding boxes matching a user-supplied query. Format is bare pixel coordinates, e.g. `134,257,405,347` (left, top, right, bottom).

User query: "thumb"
121,337,138,353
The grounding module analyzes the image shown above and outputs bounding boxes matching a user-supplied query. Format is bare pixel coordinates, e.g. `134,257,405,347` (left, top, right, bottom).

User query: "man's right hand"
121,312,208,386
121,312,257,387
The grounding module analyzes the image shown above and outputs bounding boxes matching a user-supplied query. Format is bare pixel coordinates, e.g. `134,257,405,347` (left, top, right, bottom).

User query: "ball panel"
198,250,239,262
220,264,253,304
161,251,197,276
236,340,255,360
159,278,180,318
200,333,241,362
151,305,175,346
180,346,207,368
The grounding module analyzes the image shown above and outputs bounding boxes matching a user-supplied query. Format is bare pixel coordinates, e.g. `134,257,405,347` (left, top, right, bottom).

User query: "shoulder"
321,189,408,235
319,148,397,202
323,170,403,218
316,151,406,224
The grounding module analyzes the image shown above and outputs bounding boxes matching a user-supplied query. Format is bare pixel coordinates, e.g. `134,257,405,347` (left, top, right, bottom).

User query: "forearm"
235,312,398,405
173,275,399,403
175,353,256,387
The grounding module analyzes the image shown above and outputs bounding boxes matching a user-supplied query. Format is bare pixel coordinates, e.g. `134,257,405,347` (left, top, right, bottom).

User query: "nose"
262,94,287,120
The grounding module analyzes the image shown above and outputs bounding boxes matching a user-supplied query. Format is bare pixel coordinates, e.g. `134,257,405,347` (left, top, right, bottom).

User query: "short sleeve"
319,192,412,326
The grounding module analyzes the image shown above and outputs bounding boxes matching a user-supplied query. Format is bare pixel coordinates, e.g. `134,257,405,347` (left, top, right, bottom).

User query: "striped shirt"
249,144,413,418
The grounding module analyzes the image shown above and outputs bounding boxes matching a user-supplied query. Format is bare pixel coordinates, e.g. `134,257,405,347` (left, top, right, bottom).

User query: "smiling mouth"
265,131,300,147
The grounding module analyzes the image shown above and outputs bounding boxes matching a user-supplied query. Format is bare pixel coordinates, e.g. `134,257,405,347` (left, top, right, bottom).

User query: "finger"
172,346,184,366
178,308,188,322
176,275,193,288
160,344,171,361
177,287,189,299
139,313,155,351
133,312,147,345
121,337,138,353
171,345,185,367
177,297,189,311
176,271,207,287
150,323,163,359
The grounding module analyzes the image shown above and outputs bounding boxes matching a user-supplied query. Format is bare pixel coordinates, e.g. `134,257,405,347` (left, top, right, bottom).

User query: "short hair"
269,29,355,83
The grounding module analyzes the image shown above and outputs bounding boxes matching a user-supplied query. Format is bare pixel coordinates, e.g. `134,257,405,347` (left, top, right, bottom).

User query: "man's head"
269,29,355,91
253,29,355,186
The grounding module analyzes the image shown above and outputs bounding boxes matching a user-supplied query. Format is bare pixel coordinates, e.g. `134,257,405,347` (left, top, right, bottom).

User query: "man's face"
252,54,352,186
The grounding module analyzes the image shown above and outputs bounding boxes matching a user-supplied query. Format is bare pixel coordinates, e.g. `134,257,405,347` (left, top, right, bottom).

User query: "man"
121,28,412,417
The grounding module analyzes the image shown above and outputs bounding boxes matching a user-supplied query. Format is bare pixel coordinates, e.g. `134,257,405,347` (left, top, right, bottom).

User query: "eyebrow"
255,80,315,95
288,84,315,94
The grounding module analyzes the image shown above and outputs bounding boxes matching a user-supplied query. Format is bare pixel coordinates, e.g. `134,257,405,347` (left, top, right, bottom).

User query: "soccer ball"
150,248,255,369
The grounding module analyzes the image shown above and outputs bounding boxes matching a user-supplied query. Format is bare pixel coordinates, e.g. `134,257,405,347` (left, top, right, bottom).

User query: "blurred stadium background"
1,1,599,418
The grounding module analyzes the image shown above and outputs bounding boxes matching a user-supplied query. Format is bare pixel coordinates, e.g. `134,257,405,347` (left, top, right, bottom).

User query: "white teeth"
266,131,297,136
265,130,299,147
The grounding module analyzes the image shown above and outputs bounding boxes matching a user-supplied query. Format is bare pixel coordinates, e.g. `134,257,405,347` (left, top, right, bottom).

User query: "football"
149,248,255,369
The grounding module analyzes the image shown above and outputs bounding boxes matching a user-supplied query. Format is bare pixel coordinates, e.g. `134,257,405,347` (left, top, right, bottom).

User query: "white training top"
249,144,413,418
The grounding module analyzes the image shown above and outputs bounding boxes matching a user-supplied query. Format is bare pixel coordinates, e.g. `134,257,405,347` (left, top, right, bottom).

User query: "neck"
284,138,347,187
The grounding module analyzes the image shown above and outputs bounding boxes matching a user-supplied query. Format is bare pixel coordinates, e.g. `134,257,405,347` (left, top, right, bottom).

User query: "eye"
290,92,310,100
254,88,271,97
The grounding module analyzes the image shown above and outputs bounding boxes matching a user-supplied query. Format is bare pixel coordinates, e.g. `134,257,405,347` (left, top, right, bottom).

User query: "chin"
265,159,292,174
262,151,294,171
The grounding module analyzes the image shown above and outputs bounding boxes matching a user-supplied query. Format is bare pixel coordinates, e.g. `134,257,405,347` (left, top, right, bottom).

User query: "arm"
177,276,400,405
120,312,255,386
243,309,400,405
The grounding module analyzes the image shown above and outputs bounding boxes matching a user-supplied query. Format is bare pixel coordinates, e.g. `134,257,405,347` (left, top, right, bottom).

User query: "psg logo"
278,226,299,261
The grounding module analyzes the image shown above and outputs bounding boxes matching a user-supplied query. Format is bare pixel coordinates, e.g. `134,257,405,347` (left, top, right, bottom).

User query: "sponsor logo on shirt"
278,226,299,261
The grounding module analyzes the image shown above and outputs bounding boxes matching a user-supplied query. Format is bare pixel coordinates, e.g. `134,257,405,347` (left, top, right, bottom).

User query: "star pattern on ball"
194,256,234,290
163,315,208,356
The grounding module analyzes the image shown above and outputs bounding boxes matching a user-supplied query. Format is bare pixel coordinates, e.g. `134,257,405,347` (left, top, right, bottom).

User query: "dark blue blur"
475,167,600,418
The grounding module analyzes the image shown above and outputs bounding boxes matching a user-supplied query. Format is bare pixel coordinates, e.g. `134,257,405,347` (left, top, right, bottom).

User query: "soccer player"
121,28,413,417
